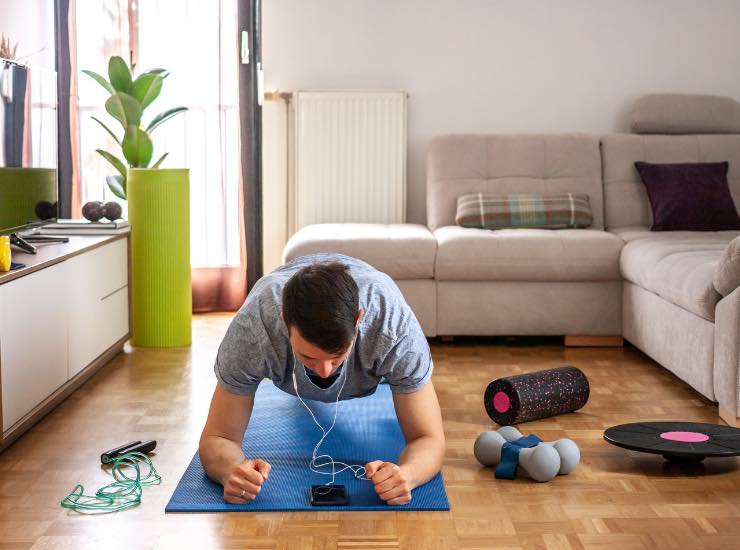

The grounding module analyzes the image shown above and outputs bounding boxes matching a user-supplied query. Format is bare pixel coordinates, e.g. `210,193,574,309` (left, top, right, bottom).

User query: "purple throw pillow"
634,161,740,231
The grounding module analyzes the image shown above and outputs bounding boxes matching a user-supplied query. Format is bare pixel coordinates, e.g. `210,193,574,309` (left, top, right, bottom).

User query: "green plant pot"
128,168,192,347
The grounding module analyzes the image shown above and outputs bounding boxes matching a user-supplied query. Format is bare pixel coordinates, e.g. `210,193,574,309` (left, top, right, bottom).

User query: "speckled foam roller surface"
484,366,590,425
166,383,449,512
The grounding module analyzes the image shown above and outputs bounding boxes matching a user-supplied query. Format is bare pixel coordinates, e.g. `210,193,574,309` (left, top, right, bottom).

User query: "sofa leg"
440,335,455,343
719,405,740,427
565,335,624,347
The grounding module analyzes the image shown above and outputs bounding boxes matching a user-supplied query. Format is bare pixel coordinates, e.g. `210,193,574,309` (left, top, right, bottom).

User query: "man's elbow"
417,432,446,462
199,431,220,458
199,430,241,456
434,433,446,461
198,433,210,458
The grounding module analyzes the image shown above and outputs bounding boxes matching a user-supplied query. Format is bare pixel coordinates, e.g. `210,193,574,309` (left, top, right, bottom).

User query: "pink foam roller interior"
493,391,511,413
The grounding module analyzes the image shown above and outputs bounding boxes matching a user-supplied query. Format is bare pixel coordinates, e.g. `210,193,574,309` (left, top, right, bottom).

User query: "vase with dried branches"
0,35,18,60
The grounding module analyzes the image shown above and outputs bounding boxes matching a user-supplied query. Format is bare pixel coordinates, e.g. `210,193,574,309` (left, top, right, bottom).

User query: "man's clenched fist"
364,460,412,505
223,458,271,503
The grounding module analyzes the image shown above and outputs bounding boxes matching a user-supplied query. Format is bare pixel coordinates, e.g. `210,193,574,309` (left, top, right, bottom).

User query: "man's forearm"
397,435,445,489
199,435,246,486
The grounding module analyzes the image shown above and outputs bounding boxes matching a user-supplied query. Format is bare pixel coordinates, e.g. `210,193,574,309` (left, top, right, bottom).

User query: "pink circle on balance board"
493,392,511,413
659,431,709,443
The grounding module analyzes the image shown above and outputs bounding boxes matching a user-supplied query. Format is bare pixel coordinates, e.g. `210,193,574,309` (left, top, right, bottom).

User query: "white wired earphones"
291,337,369,489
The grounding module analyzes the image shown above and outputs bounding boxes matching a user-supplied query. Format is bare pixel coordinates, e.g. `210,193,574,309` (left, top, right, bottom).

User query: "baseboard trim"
565,335,624,347
719,405,740,427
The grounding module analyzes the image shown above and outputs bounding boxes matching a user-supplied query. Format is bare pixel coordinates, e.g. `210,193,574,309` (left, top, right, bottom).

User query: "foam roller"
484,366,589,425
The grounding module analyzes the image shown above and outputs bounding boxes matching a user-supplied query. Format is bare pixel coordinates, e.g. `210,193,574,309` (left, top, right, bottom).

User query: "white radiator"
292,90,407,231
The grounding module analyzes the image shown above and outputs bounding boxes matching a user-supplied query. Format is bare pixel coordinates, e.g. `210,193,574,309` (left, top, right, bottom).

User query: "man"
199,253,445,506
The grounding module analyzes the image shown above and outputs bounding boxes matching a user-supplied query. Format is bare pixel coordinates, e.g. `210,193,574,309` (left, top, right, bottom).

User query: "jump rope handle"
101,440,157,464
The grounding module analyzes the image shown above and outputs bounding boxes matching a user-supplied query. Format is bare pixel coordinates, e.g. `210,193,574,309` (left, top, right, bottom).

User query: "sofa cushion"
601,134,740,229
631,93,740,135
282,223,436,280
427,134,604,230
714,236,740,297
434,226,622,282
634,161,740,231
455,193,593,230
610,226,740,243
618,231,740,320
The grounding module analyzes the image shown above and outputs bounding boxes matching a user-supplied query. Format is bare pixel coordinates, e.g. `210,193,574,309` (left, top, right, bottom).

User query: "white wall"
262,99,290,272
262,0,740,230
0,0,55,70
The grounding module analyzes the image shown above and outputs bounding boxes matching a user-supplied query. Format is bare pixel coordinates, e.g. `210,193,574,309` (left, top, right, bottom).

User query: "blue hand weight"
494,434,542,479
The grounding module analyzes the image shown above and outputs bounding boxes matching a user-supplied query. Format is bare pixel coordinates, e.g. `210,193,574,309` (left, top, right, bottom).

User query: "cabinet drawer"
67,239,129,378
65,239,128,300
68,285,128,379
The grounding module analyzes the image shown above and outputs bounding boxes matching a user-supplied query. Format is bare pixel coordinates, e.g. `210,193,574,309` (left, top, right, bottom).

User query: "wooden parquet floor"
1,313,739,550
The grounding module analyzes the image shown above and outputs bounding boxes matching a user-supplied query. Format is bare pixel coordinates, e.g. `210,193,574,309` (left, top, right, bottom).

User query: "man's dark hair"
282,262,359,354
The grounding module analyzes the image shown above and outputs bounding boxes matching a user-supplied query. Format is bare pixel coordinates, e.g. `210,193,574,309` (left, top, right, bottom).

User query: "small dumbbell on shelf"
103,201,122,220
82,201,123,222
82,201,105,222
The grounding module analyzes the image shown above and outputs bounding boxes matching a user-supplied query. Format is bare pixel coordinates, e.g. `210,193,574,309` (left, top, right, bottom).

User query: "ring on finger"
241,488,246,498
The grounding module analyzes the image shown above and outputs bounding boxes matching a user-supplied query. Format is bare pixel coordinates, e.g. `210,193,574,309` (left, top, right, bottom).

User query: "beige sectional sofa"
283,94,740,425
601,132,740,425
427,134,624,337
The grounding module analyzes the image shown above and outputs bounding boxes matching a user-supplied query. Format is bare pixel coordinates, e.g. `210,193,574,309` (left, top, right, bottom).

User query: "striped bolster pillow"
455,193,594,229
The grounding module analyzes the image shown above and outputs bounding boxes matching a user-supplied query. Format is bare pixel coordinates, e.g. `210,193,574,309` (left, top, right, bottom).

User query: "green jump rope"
60,452,161,513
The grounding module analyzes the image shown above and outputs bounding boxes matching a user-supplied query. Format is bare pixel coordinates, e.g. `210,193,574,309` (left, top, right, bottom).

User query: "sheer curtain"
76,0,130,212
75,0,247,311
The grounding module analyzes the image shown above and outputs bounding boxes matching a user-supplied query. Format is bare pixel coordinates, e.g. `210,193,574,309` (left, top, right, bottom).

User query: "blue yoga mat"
166,382,449,512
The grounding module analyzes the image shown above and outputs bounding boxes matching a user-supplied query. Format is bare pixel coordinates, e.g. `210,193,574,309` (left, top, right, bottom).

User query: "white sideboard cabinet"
0,234,130,449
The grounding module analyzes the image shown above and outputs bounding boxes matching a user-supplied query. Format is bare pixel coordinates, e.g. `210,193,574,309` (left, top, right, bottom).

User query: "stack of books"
39,219,131,235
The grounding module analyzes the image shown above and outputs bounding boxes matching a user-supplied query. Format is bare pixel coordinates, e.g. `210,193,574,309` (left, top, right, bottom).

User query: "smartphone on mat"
310,484,348,506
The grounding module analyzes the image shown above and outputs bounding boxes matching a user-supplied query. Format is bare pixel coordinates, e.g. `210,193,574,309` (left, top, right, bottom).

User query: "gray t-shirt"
215,253,433,403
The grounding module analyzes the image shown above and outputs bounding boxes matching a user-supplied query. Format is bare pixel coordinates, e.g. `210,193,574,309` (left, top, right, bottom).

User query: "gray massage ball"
552,438,580,474
518,444,561,482
497,425,523,441
473,430,506,466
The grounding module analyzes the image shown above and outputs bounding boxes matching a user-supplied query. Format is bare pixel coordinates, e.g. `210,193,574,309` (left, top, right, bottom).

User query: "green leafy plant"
83,56,187,199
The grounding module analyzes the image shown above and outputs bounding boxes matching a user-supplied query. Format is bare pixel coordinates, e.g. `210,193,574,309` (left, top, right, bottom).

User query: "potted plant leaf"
83,55,186,200
84,56,192,347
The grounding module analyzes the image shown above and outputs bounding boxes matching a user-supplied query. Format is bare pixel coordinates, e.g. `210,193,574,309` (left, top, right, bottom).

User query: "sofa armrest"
714,236,740,297
282,223,437,280
714,285,740,426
